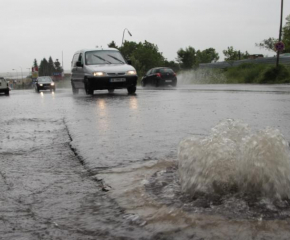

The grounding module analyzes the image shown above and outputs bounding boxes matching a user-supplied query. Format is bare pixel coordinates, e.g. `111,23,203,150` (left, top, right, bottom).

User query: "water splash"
178,119,290,200
177,69,226,84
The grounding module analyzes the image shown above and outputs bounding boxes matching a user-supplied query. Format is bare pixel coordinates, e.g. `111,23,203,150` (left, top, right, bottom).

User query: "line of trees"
32,57,63,77
107,14,290,78
30,15,289,81
108,40,220,78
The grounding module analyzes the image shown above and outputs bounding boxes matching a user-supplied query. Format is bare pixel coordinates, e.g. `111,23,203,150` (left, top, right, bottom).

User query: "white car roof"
74,48,119,54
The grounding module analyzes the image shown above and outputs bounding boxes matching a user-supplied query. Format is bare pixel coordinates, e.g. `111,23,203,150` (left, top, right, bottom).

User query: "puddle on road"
97,159,290,239
97,119,290,239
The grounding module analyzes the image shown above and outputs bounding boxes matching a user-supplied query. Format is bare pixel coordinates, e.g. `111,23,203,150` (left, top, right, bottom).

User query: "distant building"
248,54,264,59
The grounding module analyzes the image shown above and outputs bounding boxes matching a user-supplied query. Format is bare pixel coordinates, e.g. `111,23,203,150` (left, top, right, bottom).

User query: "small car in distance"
35,76,55,93
0,77,10,95
141,67,177,87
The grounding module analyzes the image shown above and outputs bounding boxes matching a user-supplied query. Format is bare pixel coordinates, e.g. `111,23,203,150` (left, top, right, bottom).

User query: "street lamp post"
276,0,284,67
19,66,23,82
6,72,11,84
121,28,132,46
12,69,17,88
12,69,18,79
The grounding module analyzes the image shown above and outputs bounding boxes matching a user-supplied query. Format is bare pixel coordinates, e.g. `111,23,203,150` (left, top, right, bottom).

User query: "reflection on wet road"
0,85,290,239
65,85,290,169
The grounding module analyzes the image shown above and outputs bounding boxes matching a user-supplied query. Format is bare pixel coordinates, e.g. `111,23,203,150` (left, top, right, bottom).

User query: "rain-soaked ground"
0,84,290,239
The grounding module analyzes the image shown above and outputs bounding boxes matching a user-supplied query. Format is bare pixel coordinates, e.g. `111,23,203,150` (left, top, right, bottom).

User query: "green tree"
119,41,139,60
196,48,219,64
130,40,165,77
255,37,277,52
282,15,290,53
54,59,63,73
39,58,49,76
33,59,38,69
108,40,184,78
48,57,55,75
176,46,196,69
108,41,119,49
223,46,249,61
37,57,63,77
256,14,290,53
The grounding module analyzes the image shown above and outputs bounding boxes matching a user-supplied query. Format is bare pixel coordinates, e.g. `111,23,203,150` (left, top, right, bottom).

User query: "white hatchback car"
0,77,10,95
71,48,138,95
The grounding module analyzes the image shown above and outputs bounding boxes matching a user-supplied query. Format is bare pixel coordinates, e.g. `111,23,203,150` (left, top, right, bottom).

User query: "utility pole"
276,0,284,67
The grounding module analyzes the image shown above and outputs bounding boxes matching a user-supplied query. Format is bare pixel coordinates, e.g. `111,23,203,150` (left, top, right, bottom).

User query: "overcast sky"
0,0,289,75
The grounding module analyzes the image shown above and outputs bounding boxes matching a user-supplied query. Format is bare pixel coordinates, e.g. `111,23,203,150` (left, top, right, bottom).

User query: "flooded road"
1,84,290,239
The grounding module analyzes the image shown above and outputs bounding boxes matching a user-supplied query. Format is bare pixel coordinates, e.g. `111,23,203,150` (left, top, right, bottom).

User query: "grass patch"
258,65,290,84
223,63,290,84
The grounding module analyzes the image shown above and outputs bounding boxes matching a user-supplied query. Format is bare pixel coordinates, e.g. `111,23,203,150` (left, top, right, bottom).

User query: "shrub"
223,63,290,84
258,65,290,84
224,63,267,83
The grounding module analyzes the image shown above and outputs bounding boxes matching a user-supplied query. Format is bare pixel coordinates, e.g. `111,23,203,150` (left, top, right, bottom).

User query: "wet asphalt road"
0,85,290,239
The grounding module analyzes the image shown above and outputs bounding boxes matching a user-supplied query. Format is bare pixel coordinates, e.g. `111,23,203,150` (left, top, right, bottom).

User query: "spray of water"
178,119,290,200
177,69,226,84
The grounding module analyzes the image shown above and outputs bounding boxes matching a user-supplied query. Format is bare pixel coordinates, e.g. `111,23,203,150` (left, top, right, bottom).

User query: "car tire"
155,79,159,87
72,88,79,94
72,85,78,95
84,82,89,95
5,90,9,96
87,86,94,95
108,89,114,93
127,86,136,95
84,80,94,95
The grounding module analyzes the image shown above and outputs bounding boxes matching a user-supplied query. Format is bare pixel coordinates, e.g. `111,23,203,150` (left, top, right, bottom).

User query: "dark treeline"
108,14,290,79
108,40,220,79
32,57,63,77
30,14,289,84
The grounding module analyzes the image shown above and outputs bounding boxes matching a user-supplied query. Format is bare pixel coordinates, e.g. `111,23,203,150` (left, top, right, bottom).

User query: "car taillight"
156,73,161,77
173,72,176,76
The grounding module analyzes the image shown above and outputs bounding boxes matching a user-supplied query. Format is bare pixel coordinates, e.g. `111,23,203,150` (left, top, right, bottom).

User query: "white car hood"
85,64,136,74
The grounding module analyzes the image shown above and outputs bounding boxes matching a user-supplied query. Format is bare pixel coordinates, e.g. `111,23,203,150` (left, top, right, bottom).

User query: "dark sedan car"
35,76,55,92
141,67,177,87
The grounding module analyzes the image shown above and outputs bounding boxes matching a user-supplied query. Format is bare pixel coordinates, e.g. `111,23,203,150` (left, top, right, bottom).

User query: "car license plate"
110,78,126,82
165,80,172,82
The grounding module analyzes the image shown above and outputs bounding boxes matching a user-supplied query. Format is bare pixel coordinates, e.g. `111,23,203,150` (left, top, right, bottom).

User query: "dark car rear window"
159,68,174,73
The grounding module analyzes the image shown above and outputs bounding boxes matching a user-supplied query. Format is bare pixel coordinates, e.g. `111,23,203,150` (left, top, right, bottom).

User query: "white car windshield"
85,50,126,65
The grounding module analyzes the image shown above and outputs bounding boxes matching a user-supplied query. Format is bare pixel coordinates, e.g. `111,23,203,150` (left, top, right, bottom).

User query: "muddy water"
1,85,290,239
97,159,290,240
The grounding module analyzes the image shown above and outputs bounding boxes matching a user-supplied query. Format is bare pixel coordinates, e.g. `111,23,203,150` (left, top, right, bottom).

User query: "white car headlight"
39,84,43,86
126,70,136,75
93,72,107,77
51,82,55,86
